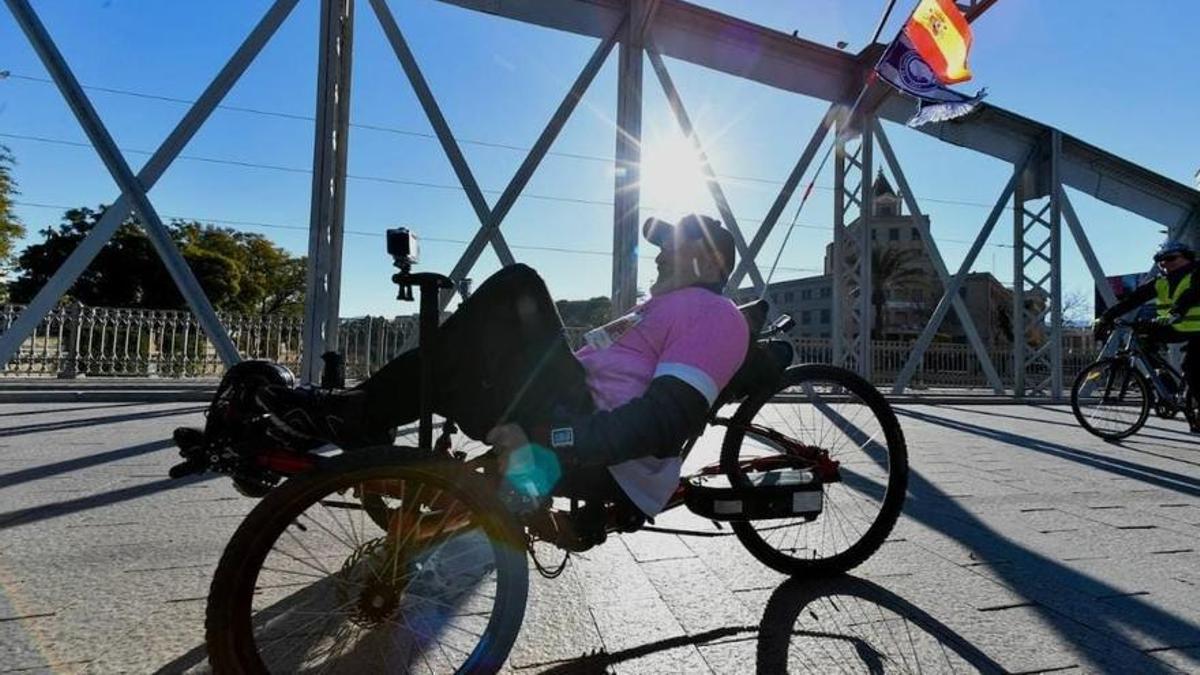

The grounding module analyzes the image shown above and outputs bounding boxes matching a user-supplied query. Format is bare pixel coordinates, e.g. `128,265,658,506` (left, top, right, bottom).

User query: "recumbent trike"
169,228,909,673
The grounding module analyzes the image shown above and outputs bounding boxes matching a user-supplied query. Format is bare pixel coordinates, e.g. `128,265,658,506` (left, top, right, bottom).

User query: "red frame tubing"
255,450,318,475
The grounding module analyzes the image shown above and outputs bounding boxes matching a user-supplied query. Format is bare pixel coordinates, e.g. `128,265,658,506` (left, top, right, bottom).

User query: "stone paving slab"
1,401,1199,673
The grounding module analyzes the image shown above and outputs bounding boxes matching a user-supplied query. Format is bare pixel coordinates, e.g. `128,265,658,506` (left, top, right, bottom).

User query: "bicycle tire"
1184,388,1199,431
720,364,908,576
206,451,528,674
1071,358,1150,440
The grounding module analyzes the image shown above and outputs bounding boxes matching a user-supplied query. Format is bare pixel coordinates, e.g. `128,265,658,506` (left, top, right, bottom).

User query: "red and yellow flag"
904,0,973,84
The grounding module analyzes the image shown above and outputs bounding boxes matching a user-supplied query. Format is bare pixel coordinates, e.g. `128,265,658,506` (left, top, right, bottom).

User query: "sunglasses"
643,216,720,247
1158,254,1183,263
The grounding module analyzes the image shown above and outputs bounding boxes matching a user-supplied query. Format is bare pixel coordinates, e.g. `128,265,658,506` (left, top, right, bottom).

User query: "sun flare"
638,132,711,222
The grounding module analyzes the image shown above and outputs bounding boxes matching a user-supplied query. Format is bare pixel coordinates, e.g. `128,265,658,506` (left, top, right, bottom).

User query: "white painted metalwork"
831,121,873,378
646,48,765,293
0,303,418,380
8,0,1199,400
892,145,1038,393
0,0,276,369
302,0,355,383
1013,132,1064,399
611,1,647,315
874,121,1004,394
726,105,837,294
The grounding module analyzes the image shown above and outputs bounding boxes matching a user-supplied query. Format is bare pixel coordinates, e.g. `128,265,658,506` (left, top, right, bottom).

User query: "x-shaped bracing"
0,0,305,368
644,46,766,292
368,0,625,310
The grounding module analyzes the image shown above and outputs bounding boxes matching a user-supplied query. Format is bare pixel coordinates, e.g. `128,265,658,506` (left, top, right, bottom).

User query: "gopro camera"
386,228,420,266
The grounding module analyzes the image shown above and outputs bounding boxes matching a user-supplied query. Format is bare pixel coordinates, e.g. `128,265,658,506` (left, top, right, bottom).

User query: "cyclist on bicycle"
1096,239,1200,429
258,214,750,517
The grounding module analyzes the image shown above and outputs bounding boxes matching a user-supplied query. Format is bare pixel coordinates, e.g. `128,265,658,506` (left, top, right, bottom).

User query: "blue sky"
1,0,1197,318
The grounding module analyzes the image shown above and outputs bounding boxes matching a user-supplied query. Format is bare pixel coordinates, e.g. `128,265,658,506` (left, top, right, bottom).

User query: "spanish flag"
904,0,973,84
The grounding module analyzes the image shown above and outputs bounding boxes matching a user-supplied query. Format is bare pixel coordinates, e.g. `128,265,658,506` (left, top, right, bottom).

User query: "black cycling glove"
539,375,711,469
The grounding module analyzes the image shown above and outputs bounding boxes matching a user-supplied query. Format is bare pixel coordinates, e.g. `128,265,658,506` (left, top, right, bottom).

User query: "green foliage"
555,296,611,329
0,146,27,301
10,207,306,315
870,246,928,338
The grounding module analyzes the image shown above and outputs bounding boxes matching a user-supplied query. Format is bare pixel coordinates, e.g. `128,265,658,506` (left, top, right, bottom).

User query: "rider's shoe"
255,385,388,450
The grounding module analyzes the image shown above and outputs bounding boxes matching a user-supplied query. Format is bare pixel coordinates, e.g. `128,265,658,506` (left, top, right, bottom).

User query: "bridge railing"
0,304,418,380
1,304,1098,389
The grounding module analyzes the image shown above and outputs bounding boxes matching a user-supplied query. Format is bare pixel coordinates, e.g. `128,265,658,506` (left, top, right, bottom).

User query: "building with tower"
742,173,1044,348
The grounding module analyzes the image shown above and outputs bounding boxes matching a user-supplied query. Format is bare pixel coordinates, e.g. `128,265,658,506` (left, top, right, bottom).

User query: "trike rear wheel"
206,451,528,674
720,364,908,576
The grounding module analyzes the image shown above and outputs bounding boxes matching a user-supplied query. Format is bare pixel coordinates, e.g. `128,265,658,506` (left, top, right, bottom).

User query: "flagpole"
760,0,908,294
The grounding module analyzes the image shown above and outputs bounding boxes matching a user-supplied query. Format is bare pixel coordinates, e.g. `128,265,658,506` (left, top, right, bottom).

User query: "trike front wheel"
206,451,528,674
720,364,908,576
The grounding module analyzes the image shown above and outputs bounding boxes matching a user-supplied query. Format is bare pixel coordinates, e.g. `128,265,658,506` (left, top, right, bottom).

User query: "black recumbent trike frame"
182,227,909,674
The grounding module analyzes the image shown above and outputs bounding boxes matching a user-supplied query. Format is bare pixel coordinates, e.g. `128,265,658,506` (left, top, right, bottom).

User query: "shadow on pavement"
0,401,149,419
896,407,1200,672
756,576,1006,674
0,438,174,489
936,403,1200,451
537,575,1003,674
898,408,1200,497
0,473,216,530
0,405,205,438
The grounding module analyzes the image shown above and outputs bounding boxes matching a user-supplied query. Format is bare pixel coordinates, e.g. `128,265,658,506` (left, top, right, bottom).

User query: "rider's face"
650,236,720,296
1158,254,1189,274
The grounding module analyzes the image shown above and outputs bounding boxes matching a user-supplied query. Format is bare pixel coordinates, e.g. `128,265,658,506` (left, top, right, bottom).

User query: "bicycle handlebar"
1112,318,1162,329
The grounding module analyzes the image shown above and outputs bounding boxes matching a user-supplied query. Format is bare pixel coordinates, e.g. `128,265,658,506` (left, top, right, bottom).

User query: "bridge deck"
0,402,1197,673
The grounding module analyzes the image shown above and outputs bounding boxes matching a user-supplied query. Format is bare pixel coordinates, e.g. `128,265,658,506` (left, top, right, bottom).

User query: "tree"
175,221,306,315
1061,288,1094,327
10,207,305,315
0,145,27,301
870,246,927,338
555,296,611,329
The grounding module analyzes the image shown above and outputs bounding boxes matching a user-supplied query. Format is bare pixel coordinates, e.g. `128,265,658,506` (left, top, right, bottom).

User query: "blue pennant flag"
875,34,986,127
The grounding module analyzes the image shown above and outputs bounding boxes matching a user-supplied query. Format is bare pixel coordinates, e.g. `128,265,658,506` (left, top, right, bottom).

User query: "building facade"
740,173,1042,348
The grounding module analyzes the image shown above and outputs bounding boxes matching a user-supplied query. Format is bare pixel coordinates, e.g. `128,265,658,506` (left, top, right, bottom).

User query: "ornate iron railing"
0,304,416,379
1,304,1098,389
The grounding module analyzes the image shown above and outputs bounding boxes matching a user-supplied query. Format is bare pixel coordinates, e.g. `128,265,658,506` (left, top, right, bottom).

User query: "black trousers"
355,264,627,502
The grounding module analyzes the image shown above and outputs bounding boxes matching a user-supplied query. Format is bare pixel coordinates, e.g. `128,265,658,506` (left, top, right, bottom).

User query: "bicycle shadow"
536,575,1004,674
154,571,998,674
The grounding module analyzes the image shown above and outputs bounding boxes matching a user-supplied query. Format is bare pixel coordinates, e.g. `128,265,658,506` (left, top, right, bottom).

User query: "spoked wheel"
358,421,492,531
1071,358,1150,440
720,364,908,576
1184,389,1200,432
206,452,528,674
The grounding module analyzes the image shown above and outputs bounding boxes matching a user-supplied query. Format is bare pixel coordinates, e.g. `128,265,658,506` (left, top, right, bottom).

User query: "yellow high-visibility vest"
1155,274,1200,332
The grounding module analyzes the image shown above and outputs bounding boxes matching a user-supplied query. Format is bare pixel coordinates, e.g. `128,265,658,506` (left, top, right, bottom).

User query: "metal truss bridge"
3,0,1198,399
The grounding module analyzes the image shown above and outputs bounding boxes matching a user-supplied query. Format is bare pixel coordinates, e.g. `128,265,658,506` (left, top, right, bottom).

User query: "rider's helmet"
642,214,736,281
1153,239,1195,263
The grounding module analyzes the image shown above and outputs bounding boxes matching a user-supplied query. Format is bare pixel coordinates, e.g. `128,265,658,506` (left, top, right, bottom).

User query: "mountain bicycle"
1071,318,1197,440
173,228,908,674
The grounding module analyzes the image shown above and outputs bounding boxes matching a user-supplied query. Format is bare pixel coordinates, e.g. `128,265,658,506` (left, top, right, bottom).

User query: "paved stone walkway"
0,401,1198,673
